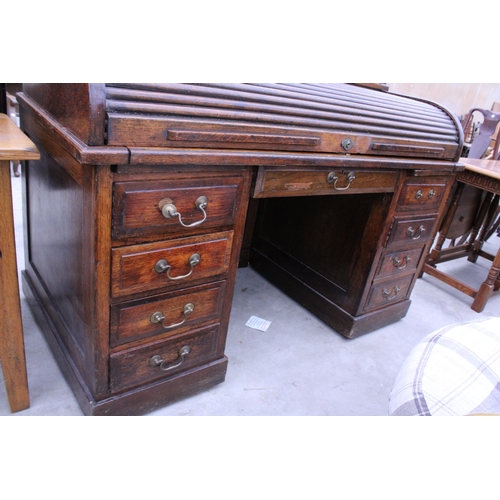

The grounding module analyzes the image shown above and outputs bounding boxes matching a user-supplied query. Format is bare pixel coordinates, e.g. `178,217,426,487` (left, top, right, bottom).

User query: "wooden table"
424,157,500,312
0,114,39,412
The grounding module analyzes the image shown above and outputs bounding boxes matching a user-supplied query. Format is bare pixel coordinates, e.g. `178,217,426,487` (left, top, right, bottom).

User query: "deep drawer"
386,215,437,247
363,275,414,312
111,231,234,298
109,324,220,392
374,247,424,279
253,166,398,198
110,281,226,347
113,177,243,240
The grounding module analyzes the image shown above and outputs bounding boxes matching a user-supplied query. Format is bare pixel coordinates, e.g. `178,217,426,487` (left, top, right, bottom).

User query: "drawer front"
396,179,448,212
386,215,437,247
110,281,226,347
364,275,414,312
375,247,424,279
113,177,243,240
111,231,234,297
109,324,220,392
253,166,398,198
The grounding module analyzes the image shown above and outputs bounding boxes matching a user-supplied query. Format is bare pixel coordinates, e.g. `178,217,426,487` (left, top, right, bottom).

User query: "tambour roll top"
21,83,463,161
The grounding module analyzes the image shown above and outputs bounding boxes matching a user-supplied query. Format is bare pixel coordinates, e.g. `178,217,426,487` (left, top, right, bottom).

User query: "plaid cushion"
389,317,500,416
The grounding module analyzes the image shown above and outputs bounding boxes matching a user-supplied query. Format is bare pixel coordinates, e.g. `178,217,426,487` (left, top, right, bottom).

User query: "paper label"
245,315,271,332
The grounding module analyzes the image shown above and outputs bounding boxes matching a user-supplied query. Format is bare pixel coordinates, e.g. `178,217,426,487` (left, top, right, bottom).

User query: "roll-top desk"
18,84,463,415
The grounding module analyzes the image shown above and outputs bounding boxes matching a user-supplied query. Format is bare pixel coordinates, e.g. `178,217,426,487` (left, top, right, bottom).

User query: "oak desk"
424,158,500,311
0,114,39,412
17,84,464,415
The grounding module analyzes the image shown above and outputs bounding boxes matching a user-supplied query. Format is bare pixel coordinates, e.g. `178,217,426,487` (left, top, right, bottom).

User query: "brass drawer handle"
154,253,200,280
159,196,208,228
416,189,436,199
150,303,195,330
383,286,401,301
327,171,356,191
407,225,425,240
392,256,411,269
149,346,191,371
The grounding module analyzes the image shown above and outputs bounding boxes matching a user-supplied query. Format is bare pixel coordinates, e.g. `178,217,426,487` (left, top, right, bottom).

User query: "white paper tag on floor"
245,315,271,332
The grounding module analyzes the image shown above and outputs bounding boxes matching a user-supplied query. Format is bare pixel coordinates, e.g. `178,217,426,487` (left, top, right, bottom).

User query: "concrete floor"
2,172,500,416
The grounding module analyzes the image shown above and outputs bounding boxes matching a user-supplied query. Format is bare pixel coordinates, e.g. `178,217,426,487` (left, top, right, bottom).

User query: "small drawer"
113,177,243,240
386,215,437,247
111,231,234,298
109,324,220,392
253,166,398,198
364,275,414,312
396,178,448,212
110,281,226,347
374,247,424,279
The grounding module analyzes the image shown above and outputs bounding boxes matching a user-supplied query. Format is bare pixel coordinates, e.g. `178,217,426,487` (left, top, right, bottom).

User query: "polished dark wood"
18,84,463,415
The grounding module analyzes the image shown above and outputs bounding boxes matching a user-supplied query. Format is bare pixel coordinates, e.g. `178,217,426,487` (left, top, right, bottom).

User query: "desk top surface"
460,157,500,181
0,114,39,162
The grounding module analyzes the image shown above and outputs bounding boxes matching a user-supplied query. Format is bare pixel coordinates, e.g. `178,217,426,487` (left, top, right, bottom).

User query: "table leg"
0,160,30,412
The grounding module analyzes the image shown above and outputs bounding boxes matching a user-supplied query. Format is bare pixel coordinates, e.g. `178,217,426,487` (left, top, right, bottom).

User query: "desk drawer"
375,247,424,279
396,178,449,212
113,178,242,240
109,324,220,392
386,215,437,247
364,275,413,312
253,166,398,198
111,231,234,298
110,281,226,347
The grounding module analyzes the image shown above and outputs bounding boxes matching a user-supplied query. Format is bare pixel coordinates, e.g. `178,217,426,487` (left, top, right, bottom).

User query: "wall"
387,83,500,119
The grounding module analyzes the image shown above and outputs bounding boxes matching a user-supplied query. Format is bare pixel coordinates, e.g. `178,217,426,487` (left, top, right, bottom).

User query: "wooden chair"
0,113,39,412
422,108,500,311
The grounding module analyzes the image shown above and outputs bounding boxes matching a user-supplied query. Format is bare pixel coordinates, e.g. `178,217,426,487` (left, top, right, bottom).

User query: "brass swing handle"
150,303,195,330
327,171,356,191
392,256,411,270
149,346,191,372
154,253,200,280
407,225,425,240
159,196,208,227
383,286,401,301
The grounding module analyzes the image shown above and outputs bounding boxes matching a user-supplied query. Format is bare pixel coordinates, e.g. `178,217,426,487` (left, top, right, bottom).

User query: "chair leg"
471,246,500,312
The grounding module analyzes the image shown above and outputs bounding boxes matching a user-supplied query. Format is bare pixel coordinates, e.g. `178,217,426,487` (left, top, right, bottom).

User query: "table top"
0,114,39,162
460,157,500,181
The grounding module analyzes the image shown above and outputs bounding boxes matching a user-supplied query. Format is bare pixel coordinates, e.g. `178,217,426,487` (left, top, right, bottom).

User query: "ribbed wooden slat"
105,87,456,136
106,84,452,128
106,83,447,123
104,83,462,155
107,99,457,143
246,83,446,119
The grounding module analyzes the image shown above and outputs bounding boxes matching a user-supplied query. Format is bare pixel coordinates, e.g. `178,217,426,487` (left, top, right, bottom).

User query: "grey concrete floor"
2,172,500,417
